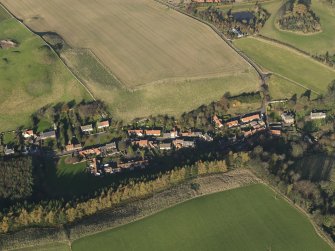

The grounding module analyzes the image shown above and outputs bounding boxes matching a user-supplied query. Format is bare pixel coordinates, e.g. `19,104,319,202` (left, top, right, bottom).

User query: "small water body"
232,11,254,22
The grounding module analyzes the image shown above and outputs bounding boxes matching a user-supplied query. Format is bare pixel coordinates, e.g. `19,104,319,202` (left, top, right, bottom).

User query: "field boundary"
250,170,335,250
256,34,335,70
271,73,321,95
0,2,96,102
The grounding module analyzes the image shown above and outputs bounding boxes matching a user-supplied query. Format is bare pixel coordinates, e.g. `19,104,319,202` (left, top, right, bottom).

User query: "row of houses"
131,138,197,150
90,158,149,176
213,112,267,138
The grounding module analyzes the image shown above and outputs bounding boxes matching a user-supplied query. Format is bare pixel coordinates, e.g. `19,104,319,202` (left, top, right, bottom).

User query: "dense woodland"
0,157,33,200
278,0,321,33
186,3,270,37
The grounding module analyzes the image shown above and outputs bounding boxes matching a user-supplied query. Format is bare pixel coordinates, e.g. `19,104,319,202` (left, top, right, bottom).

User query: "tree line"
0,157,251,233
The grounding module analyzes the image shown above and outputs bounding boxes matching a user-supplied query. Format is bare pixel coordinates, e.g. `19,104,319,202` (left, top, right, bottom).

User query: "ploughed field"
1,0,259,122
1,0,255,88
71,184,331,251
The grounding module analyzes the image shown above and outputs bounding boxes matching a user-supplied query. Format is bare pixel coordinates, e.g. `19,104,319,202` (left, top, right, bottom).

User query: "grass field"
71,184,332,251
62,48,259,121
260,0,335,54
15,242,70,251
268,75,314,99
0,9,90,131
1,0,256,88
234,37,335,94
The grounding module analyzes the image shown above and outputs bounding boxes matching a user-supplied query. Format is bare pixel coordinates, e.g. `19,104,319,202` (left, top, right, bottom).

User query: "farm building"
159,143,172,150
213,115,223,128
22,129,34,138
81,124,93,133
310,112,326,120
128,130,144,137
281,112,295,124
65,144,82,152
241,113,260,123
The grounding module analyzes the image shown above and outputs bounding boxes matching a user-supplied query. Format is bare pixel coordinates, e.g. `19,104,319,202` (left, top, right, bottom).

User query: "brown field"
1,0,255,89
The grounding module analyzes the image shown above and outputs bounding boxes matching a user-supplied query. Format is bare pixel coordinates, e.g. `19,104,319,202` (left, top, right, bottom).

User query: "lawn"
234,37,335,94
260,0,335,54
42,157,118,199
0,10,90,131
72,184,332,251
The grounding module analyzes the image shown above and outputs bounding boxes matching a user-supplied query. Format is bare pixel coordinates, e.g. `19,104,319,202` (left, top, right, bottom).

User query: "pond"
232,11,254,22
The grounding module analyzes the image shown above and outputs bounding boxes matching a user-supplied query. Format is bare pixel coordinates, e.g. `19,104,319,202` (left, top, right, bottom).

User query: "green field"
268,75,312,99
234,37,335,94
260,0,335,54
0,9,90,131
71,184,331,251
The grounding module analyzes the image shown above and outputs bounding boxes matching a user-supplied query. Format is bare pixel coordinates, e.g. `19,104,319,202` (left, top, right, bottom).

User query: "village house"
162,130,179,139
79,148,101,158
183,139,196,148
65,144,82,152
118,160,148,170
181,131,203,137
145,129,161,136
213,115,223,128
225,119,239,128
128,129,144,137
202,133,213,142
281,112,295,125
89,158,99,176
81,124,93,134
270,129,281,136
22,130,34,139
104,142,117,150
310,111,326,120
173,139,184,149
39,130,56,140
133,139,149,148
4,145,15,155
159,142,172,151
97,120,110,130
241,113,260,123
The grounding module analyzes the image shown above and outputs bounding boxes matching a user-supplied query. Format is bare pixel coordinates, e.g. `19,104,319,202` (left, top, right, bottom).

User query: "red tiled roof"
98,121,109,128
241,114,260,123
225,120,239,128
145,130,161,135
